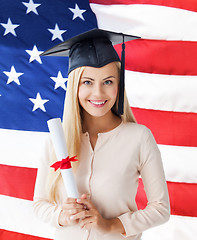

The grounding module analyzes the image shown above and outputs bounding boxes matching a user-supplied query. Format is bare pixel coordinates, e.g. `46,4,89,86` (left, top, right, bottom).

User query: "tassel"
118,35,125,115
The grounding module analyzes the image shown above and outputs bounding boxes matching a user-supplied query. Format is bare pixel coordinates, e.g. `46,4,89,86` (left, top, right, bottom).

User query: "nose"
93,82,104,97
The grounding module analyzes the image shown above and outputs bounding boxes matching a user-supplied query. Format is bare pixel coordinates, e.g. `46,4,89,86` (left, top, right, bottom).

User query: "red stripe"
0,229,51,240
90,0,197,12
131,107,197,147
136,178,197,217
115,39,197,75
1,164,196,217
0,164,37,201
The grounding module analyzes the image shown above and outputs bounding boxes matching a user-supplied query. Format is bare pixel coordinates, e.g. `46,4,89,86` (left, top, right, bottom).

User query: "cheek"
78,86,90,107
111,87,118,99
78,86,86,102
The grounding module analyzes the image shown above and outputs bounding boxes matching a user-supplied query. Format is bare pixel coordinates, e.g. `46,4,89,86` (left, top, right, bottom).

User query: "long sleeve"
118,128,170,237
33,138,62,228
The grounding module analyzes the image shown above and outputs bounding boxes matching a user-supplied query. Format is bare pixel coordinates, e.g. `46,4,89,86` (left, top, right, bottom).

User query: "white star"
22,0,41,15
29,92,49,112
0,18,20,37
26,45,43,64
48,24,67,42
3,66,24,85
50,71,67,90
69,4,86,21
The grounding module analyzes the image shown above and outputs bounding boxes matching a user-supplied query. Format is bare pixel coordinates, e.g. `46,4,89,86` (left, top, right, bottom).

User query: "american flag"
0,0,196,240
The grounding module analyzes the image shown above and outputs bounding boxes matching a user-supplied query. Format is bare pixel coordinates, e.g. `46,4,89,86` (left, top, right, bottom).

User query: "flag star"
0,18,20,37
29,92,49,112
26,45,43,64
3,66,24,85
50,71,67,90
48,24,67,42
22,0,41,15
69,4,86,21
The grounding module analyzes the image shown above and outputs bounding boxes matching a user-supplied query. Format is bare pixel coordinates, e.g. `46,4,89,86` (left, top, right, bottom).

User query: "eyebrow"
103,76,116,80
81,77,95,81
81,76,115,81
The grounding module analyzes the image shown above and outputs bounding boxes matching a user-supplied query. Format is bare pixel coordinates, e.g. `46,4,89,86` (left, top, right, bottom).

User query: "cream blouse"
33,122,170,240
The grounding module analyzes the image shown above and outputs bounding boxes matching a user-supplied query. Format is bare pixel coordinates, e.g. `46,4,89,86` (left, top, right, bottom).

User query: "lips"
88,100,107,107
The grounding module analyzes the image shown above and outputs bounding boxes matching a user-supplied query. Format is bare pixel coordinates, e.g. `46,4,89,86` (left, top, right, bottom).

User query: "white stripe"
0,130,196,184
90,4,197,41
158,144,197,184
142,215,197,240
1,128,196,183
0,129,49,168
0,195,54,238
1,194,197,240
125,70,197,113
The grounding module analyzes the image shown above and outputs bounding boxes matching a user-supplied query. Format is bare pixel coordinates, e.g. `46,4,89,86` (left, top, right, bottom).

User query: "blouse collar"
82,121,123,138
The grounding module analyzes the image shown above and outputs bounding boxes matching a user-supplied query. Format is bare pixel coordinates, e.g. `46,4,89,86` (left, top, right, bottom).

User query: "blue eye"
83,80,92,85
104,80,112,85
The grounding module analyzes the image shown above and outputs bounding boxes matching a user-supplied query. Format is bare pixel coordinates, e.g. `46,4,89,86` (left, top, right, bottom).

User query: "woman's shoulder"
121,122,150,135
120,122,156,147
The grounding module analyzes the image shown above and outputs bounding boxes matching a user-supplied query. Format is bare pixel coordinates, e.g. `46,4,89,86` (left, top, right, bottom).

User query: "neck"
82,111,121,136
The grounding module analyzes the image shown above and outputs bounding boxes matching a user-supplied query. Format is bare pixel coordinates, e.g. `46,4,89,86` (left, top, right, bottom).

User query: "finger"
78,193,91,201
64,197,77,204
70,209,93,221
82,221,96,231
76,194,90,210
80,193,87,199
62,202,85,210
64,207,86,215
76,198,93,210
59,210,79,226
80,216,95,229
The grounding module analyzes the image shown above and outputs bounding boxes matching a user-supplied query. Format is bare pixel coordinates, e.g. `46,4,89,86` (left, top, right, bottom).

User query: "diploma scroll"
47,118,79,198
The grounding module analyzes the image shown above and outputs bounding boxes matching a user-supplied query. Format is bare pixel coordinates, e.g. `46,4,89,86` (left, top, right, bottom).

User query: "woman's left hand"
70,194,125,234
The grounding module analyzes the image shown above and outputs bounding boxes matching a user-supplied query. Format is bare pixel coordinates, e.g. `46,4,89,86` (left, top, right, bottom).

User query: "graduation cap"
41,28,140,115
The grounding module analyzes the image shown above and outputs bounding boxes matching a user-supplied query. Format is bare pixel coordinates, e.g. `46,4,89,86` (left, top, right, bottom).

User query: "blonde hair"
63,67,85,159
48,62,136,202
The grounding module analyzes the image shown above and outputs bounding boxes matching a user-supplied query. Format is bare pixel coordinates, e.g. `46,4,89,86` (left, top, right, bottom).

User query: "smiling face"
78,62,119,119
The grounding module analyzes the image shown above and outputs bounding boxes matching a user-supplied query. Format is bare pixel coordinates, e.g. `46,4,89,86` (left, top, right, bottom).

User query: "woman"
34,29,170,240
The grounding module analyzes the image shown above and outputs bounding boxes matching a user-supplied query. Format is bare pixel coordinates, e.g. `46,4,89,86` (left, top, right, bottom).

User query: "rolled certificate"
47,118,79,198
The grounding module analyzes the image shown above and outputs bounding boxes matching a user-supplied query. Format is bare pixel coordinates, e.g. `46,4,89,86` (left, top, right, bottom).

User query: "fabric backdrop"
0,0,196,239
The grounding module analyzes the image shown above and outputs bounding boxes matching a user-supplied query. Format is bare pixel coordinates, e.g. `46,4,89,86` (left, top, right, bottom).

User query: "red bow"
50,156,78,171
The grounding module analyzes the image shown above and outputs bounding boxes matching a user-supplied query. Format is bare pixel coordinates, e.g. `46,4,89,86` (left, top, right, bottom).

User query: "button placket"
85,133,94,201
83,133,104,240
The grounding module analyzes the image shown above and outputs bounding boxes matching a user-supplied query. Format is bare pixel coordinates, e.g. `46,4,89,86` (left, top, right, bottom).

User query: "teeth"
90,100,105,105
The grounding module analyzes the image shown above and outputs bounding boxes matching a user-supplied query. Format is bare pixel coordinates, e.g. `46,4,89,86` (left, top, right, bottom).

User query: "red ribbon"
50,156,78,171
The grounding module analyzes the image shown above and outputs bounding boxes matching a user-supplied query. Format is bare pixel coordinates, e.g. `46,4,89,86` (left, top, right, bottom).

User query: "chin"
87,108,113,118
89,112,107,118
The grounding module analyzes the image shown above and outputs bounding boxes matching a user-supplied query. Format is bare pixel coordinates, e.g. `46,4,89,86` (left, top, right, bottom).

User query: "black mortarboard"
41,28,140,115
